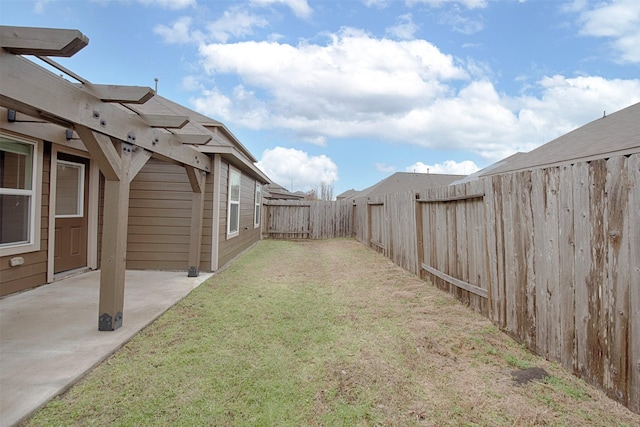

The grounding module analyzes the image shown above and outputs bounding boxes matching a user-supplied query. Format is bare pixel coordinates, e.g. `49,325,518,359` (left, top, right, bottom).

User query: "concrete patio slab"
0,269,212,427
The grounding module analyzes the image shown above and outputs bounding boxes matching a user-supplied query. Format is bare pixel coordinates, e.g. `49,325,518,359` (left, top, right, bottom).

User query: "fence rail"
261,153,640,413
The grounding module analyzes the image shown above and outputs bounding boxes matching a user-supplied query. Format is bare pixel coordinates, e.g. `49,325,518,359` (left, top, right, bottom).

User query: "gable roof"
349,172,464,200
336,189,358,200
477,102,640,179
263,183,305,200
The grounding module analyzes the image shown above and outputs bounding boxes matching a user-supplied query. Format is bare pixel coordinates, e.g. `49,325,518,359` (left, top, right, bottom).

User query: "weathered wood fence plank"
628,154,640,413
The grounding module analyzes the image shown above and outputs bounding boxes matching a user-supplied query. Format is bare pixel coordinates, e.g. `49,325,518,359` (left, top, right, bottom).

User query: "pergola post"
186,166,206,277
77,127,150,330
99,169,130,330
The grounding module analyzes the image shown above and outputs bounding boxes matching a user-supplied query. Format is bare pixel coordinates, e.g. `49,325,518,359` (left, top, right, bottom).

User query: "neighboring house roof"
462,102,640,182
263,183,305,200
450,152,527,185
123,95,270,184
336,189,358,200
349,172,465,200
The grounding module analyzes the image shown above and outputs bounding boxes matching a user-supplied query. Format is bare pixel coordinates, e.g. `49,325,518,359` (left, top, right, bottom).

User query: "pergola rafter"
0,26,213,331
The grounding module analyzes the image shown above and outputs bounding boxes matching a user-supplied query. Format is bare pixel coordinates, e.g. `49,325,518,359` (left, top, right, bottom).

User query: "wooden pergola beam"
88,84,155,104
140,114,189,129
0,26,88,57
37,57,153,104
174,133,212,145
0,50,211,172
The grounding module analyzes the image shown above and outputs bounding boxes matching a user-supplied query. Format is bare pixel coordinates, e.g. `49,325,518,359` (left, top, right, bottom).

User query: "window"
55,160,85,218
227,167,241,238
0,136,38,250
254,183,262,228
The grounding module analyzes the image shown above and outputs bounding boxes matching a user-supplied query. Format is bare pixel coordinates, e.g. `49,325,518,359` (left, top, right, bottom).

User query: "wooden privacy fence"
263,153,639,413
361,191,420,274
262,199,352,239
479,155,639,411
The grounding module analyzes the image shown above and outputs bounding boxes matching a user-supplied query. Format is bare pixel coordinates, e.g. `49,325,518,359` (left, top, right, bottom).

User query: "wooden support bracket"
75,126,122,181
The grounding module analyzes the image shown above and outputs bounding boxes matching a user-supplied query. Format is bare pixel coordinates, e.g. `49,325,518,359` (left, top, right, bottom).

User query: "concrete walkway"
0,269,212,427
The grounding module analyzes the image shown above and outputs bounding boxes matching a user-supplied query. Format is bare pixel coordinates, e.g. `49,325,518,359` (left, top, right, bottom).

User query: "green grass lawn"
25,239,640,426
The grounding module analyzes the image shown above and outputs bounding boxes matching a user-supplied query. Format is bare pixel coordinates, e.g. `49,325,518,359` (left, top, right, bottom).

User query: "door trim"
47,145,99,282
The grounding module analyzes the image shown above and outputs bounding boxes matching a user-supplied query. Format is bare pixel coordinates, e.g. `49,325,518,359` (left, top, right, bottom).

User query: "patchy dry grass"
25,239,639,426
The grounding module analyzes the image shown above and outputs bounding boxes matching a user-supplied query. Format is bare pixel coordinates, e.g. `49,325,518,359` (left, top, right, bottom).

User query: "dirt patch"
512,367,550,385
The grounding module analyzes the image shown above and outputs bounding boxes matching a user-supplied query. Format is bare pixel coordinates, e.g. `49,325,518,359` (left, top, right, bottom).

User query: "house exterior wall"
0,139,49,296
217,160,261,269
127,158,200,271
125,156,262,273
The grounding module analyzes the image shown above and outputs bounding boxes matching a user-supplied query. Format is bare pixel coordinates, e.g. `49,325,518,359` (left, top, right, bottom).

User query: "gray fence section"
263,199,352,239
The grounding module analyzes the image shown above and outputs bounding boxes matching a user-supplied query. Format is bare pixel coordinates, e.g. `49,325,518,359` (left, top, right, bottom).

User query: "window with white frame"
227,167,241,238
254,183,262,228
0,136,37,249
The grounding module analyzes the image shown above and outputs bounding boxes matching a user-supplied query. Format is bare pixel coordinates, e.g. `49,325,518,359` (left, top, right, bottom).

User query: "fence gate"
264,202,311,239
416,186,489,315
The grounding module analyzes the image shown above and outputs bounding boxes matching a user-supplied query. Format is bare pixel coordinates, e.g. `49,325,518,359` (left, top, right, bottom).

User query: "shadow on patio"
0,269,212,427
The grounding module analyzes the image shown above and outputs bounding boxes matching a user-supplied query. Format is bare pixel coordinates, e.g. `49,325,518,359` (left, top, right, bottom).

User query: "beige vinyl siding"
125,157,215,272
126,159,193,271
0,141,49,296
217,161,261,268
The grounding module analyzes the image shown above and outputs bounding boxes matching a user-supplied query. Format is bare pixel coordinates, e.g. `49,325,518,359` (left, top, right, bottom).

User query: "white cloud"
515,74,640,140
406,160,479,175
386,14,419,40
190,28,640,163
375,163,396,173
574,0,640,63
439,8,484,34
33,0,53,14
154,16,201,44
300,135,328,146
256,147,338,191
194,27,467,127
181,75,203,91
250,0,312,19
362,0,389,8
155,8,268,44
136,0,196,10
407,0,488,10
207,7,269,42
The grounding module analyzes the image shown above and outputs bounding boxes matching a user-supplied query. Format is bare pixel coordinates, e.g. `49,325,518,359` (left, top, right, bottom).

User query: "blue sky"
2,0,639,196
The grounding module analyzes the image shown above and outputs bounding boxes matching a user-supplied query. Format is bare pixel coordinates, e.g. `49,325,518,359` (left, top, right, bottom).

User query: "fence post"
367,199,372,249
415,193,425,281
